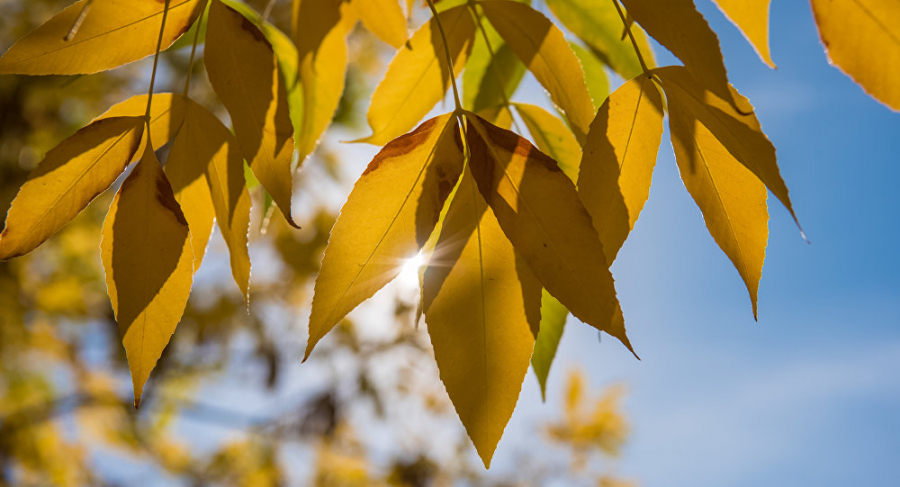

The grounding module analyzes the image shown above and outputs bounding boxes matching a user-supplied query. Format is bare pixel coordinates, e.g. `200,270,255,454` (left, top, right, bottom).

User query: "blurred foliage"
0,1,633,485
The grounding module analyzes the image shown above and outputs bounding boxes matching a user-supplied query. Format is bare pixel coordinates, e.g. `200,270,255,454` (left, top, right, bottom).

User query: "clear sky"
489,1,900,486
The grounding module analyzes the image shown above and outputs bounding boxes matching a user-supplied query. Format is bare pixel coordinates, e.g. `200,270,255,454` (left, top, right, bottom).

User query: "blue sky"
489,1,900,486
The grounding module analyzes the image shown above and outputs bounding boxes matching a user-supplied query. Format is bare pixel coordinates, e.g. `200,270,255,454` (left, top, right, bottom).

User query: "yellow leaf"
0,116,144,260
713,0,776,67
0,0,204,75
811,0,900,112
101,144,194,406
512,103,581,183
95,93,188,164
662,70,769,318
545,0,656,80
462,5,526,113
654,66,800,229
465,114,633,352
531,289,568,401
620,0,750,112
569,42,610,111
205,0,297,227
578,75,664,264
306,115,464,359
292,0,356,159
165,101,253,300
356,5,474,145
479,0,594,144
353,0,407,48
423,167,540,468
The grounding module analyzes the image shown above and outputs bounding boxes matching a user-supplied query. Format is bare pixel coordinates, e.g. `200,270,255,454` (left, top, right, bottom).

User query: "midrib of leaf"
689,119,750,290
4,0,196,67
481,131,599,320
468,175,491,444
319,125,447,328
16,125,138,249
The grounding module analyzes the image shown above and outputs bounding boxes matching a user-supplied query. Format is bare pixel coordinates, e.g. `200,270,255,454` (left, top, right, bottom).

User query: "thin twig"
145,0,173,136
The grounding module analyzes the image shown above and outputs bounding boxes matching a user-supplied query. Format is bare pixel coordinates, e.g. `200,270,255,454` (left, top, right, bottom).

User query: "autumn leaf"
620,0,750,112
95,94,188,158
811,0,900,112
465,114,633,352
101,143,194,407
462,7,526,114
660,69,769,318
578,75,664,264
654,66,800,230
479,0,594,144
165,99,253,301
292,0,357,159
0,116,144,260
423,167,540,468
356,5,474,145
712,0,776,67
352,0,407,49
205,0,296,227
512,103,581,182
569,42,610,111
545,0,655,80
306,115,464,360
0,0,204,75
531,290,568,401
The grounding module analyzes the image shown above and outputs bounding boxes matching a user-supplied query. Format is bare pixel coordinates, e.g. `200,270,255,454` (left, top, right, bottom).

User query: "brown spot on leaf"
362,117,442,176
239,13,270,45
155,178,188,226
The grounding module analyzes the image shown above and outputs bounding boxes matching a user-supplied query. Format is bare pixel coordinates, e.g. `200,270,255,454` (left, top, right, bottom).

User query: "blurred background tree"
0,1,634,485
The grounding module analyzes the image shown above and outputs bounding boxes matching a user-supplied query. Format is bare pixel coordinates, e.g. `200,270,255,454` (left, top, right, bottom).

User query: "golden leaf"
0,117,144,260
206,0,296,226
101,144,194,406
306,115,464,359
353,0,407,48
356,5,474,145
0,0,204,75
713,0,776,67
423,167,540,468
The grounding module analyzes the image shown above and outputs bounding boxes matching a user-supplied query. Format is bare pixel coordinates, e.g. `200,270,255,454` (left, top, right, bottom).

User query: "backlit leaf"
712,0,776,67
811,0,900,111
620,0,749,112
479,0,594,144
0,0,204,75
292,0,357,158
569,42,609,111
465,114,633,351
512,103,581,182
0,117,144,260
462,3,526,113
531,290,568,401
545,0,655,80
356,5,474,145
206,0,296,226
654,66,799,229
578,75,664,263
306,115,464,359
423,167,540,468
353,0,407,48
101,144,194,406
165,100,252,300
663,71,769,318
94,93,188,164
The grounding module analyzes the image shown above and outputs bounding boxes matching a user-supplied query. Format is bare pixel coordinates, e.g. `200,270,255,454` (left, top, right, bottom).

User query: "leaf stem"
425,0,463,116
145,0,172,134
611,0,650,76
183,1,208,98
